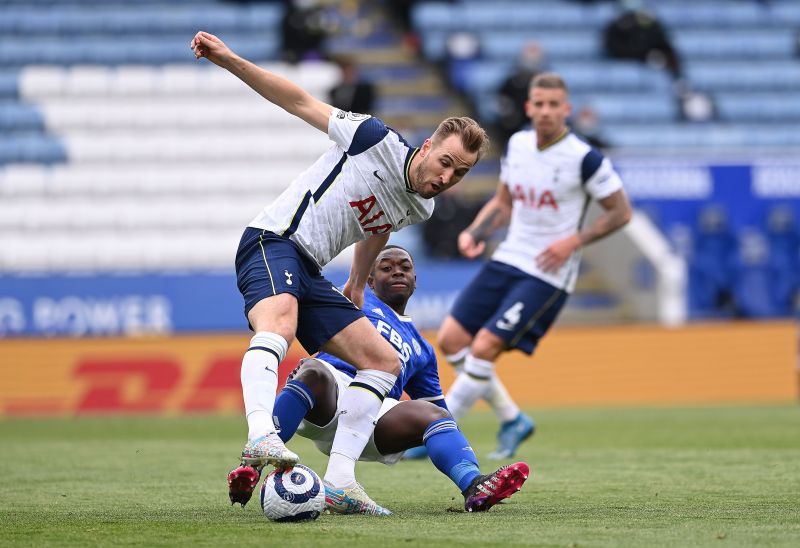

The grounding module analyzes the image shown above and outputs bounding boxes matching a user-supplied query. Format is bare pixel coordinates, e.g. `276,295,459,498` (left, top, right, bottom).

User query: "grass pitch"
1,405,799,547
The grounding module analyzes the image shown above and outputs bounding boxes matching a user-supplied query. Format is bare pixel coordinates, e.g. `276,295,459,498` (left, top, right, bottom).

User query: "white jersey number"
496,302,524,331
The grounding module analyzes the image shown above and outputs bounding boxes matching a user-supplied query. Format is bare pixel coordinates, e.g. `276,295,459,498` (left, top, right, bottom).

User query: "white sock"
485,373,520,423
444,353,493,421
324,368,397,488
445,347,469,371
241,331,288,441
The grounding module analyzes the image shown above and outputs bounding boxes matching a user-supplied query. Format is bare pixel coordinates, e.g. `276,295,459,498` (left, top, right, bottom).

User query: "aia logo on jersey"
349,195,393,235
511,184,559,211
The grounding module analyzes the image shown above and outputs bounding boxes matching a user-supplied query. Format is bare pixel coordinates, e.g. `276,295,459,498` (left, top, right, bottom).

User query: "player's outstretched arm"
190,31,332,133
458,182,513,259
343,233,391,309
536,188,633,272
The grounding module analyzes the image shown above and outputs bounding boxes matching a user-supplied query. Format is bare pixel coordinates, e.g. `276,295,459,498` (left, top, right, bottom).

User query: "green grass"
1,405,799,547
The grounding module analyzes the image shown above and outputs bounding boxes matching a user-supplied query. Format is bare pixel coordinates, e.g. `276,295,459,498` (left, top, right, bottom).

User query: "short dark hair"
431,116,490,160
370,245,413,275
529,72,569,94
381,244,409,254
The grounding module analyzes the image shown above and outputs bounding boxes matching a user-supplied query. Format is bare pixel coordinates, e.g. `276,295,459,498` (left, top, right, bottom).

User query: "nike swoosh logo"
373,170,385,182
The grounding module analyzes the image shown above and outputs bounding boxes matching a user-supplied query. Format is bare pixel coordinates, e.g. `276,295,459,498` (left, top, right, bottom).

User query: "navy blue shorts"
450,261,568,355
235,227,364,354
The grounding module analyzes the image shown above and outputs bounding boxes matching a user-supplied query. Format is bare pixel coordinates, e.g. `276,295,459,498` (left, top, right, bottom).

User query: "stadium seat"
733,228,791,318
685,61,800,91
18,63,340,99
63,130,330,163
0,2,283,36
715,93,800,122
0,103,44,132
688,206,738,317
654,2,772,28
413,2,616,31
602,123,800,149
0,34,280,66
672,29,796,59
572,92,678,123
0,70,19,98
421,30,602,62
0,135,66,164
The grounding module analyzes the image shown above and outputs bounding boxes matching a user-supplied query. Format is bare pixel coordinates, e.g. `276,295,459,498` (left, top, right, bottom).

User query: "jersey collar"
390,307,414,322
404,147,419,194
537,128,570,151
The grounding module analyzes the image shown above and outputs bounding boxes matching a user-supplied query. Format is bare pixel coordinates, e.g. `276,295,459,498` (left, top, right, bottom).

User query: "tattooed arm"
458,182,513,259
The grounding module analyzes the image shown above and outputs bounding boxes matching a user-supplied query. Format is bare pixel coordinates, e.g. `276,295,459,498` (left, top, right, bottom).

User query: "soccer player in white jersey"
435,73,632,459
189,32,489,513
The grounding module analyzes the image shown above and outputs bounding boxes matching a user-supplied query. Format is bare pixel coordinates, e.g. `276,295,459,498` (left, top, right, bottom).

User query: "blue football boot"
487,413,535,460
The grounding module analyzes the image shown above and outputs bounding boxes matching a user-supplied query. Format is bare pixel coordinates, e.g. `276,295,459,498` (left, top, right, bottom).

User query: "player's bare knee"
426,403,450,424
471,330,505,361
436,331,458,356
411,401,450,431
293,359,335,398
439,325,473,359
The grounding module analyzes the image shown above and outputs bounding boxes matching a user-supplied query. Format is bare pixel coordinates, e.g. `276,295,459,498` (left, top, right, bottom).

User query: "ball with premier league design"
259,464,325,522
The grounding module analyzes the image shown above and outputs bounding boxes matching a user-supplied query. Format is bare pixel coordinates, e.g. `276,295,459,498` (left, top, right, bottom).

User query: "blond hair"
529,72,569,94
431,116,490,160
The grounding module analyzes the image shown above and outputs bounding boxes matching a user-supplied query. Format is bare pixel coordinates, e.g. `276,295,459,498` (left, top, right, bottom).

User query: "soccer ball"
259,464,325,522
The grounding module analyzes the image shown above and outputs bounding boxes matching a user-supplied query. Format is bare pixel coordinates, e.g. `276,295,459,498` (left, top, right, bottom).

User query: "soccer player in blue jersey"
190,32,490,514
433,73,632,460
235,246,529,514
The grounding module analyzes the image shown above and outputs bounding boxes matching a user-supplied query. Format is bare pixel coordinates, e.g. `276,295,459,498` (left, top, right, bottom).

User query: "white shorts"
294,359,404,465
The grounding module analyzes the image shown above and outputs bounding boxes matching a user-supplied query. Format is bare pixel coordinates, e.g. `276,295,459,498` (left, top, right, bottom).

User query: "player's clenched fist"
190,31,232,67
458,230,485,259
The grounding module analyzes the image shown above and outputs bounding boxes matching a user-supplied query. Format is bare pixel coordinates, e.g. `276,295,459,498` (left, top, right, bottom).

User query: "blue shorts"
235,227,364,354
450,261,568,355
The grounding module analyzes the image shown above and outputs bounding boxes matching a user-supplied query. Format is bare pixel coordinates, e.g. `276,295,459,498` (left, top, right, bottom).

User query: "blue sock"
273,380,315,443
423,418,480,492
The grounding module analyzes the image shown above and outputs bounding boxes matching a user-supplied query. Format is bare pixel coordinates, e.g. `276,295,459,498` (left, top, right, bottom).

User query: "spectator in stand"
495,42,548,145
280,0,332,63
572,105,611,150
603,0,682,80
328,56,376,114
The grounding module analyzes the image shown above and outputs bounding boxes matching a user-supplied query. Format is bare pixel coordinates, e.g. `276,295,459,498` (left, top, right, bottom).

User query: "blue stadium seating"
0,6,283,36
672,29,797,59
655,2,776,28
603,124,800,149
0,71,19,98
0,34,279,66
0,135,66,164
573,93,679,123
413,2,616,31
714,93,800,122
685,61,800,91
423,30,603,62
0,104,44,132
412,0,800,153
732,227,798,318
0,0,284,165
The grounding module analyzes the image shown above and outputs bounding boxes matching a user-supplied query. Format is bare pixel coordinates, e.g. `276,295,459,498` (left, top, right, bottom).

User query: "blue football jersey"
316,289,445,405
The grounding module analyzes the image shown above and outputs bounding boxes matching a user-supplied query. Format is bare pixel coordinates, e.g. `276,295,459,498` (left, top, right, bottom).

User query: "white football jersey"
249,109,434,267
492,130,624,292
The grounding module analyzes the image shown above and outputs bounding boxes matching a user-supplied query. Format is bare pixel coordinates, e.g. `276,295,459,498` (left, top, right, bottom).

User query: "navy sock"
273,380,315,443
423,418,480,492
